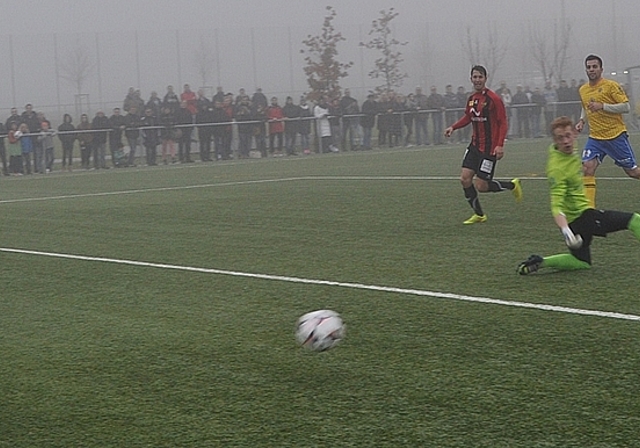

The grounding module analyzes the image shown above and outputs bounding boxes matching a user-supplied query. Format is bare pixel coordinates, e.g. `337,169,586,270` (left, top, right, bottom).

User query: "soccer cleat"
511,178,523,203
463,214,487,225
517,255,544,275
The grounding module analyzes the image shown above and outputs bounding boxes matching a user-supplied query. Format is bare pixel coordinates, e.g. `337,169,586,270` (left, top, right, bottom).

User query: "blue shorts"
582,132,638,169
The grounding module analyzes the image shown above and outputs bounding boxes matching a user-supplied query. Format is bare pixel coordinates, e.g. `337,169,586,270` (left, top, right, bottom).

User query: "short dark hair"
471,65,487,77
585,54,603,68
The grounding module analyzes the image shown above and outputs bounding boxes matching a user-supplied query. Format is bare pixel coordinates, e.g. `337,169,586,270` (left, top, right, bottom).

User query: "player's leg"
628,213,640,240
474,154,523,201
623,166,640,180
461,167,486,223
461,147,486,223
582,138,604,208
607,133,640,180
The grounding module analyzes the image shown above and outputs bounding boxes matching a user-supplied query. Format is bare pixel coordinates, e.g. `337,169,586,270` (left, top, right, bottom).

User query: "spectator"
196,90,213,162
76,113,94,170
92,110,110,169
530,87,546,138
0,122,8,176
314,95,336,153
181,84,198,116
511,85,531,138
146,91,163,117
21,104,41,173
108,108,127,167
388,93,403,148
298,96,313,154
377,93,391,147
140,107,159,166
235,96,254,159
282,96,300,156
443,85,459,142
496,81,514,137
175,100,194,163
427,86,445,144
163,85,180,114
556,79,572,118
123,87,136,112
211,100,227,160
340,88,360,151
5,107,21,131
252,87,268,109
7,122,23,175
58,114,76,171
159,106,177,164
124,106,141,167
361,93,377,151
19,123,33,174
328,98,342,149
414,87,429,145
252,102,268,158
38,121,56,173
403,93,416,146
267,96,285,156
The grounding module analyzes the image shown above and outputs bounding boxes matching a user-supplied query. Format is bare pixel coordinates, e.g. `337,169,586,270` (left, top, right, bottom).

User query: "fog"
1,0,638,120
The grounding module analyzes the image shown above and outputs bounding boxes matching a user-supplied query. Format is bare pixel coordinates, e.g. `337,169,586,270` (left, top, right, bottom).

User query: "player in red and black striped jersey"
445,65,523,224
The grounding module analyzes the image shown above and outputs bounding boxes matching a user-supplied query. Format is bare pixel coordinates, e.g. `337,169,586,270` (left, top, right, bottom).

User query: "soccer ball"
296,309,345,352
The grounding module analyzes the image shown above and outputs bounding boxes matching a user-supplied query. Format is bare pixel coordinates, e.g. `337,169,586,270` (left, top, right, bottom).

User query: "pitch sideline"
2,246,639,323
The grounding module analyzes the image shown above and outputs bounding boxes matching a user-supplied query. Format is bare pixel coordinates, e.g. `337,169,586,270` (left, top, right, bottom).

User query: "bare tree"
460,22,507,87
193,36,216,88
300,6,353,101
528,21,552,83
58,42,94,95
529,19,573,84
359,8,408,94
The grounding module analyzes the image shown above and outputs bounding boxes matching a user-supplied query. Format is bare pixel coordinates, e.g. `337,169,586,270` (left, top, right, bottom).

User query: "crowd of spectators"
0,79,602,176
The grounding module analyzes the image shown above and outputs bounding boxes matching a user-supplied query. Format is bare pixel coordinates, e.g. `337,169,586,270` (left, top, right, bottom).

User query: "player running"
576,54,640,208
445,65,522,225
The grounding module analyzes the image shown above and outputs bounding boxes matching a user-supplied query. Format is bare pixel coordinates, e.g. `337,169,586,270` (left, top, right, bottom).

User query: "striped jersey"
451,88,507,156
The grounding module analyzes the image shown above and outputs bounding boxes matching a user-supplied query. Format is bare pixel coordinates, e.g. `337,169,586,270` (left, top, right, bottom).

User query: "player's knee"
474,179,489,192
627,168,640,179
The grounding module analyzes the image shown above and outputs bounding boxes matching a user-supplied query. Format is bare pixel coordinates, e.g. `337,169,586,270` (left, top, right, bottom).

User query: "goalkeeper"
518,116,640,274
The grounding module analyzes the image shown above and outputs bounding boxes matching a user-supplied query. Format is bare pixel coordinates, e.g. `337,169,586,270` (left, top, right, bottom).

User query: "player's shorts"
568,208,633,264
461,144,496,181
582,132,638,170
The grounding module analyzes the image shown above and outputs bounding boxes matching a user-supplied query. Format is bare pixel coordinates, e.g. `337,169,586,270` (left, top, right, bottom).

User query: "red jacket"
267,105,284,134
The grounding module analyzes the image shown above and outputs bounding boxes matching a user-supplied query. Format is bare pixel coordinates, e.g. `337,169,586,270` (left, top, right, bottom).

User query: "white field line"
2,246,640,322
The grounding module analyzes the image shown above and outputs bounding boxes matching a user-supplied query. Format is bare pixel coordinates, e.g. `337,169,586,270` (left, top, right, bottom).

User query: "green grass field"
2,136,640,447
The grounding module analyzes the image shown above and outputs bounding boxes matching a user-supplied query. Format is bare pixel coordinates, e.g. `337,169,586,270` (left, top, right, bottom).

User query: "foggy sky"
1,0,639,119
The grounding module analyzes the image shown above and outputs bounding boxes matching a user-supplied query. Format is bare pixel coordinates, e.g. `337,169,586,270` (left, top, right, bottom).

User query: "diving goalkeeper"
518,116,640,275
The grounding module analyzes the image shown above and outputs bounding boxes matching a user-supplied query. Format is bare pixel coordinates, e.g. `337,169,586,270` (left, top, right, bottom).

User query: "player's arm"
576,108,587,132
444,113,470,137
549,177,582,249
602,102,630,114
490,91,508,158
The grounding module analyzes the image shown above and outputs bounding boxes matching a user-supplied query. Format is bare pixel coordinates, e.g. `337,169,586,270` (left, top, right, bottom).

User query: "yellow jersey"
579,78,628,140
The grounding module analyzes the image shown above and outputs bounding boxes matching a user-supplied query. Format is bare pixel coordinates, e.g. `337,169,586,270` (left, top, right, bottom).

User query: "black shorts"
569,209,633,264
461,144,496,181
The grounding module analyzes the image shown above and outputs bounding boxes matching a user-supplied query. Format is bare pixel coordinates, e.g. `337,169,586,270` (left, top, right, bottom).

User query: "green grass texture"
2,136,640,447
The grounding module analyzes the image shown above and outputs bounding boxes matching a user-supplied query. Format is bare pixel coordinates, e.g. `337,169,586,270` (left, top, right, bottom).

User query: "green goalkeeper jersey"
546,143,591,224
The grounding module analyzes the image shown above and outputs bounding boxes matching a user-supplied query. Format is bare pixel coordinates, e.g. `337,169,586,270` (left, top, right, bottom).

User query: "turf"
1,136,640,447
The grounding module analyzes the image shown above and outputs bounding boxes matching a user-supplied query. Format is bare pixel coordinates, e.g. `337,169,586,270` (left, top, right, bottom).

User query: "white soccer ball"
296,309,345,352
